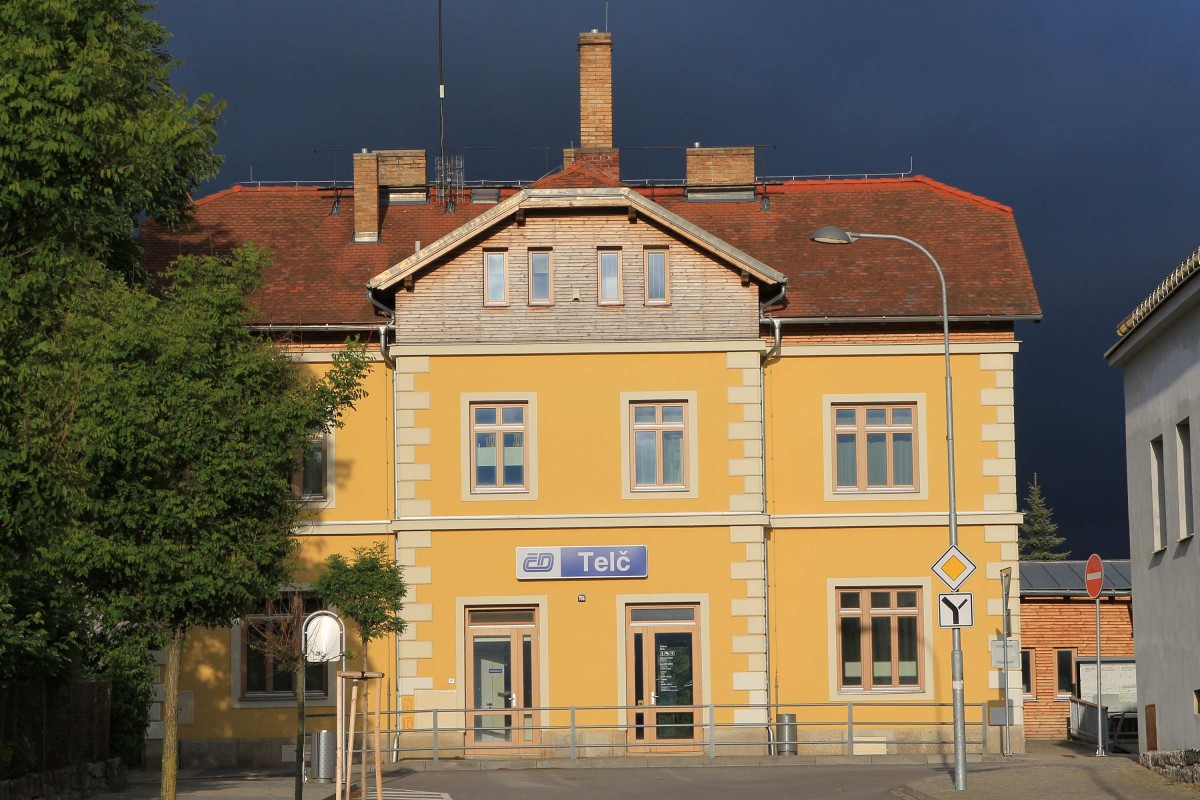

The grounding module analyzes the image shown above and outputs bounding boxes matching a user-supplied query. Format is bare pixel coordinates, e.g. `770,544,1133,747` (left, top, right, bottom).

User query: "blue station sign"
516,545,648,580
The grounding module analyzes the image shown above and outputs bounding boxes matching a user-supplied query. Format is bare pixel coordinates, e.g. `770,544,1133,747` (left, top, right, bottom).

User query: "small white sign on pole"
990,639,1020,669
937,592,974,628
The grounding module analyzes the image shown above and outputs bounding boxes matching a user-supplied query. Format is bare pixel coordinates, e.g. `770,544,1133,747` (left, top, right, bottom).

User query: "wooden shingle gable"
366,187,787,293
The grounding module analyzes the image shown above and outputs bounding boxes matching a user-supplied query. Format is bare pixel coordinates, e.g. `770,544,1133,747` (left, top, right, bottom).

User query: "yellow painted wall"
764,351,999,515
411,526,748,709
413,351,747,516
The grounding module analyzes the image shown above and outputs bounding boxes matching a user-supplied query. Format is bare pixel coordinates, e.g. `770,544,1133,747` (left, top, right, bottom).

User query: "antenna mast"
435,0,462,211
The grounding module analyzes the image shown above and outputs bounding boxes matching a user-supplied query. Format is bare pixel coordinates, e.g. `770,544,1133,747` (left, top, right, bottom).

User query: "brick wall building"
1019,561,1134,739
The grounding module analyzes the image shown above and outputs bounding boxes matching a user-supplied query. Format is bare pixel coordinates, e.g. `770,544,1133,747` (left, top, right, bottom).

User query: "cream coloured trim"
825,576,935,702
294,520,394,535
291,350,385,363
459,393,539,502
393,511,769,531
614,593,711,726
779,342,1020,357
620,391,699,500
388,340,766,357
455,595,550,713
770,512,1024,528
822,394,929,502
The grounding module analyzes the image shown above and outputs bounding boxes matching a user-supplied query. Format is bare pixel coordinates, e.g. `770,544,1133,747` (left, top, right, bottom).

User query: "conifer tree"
1019,473,1070,560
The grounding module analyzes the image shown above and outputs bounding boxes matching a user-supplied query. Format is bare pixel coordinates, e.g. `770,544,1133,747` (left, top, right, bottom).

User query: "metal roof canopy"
1018,560,1132,596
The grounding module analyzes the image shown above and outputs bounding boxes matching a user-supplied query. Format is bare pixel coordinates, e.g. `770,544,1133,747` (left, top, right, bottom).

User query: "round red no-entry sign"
1085,553,1104,599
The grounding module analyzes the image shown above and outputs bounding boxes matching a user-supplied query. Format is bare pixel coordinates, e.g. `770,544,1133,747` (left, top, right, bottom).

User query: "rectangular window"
598,249,622,305
471,403,527,492
630,402,687,490
1021,649,1035,697
1151,435,1167,549
1178,420,1194,539
528,251,552,305
484,251,507,306
293,432,330,502
1055,649,1075,696
836,588,921,691
644,249,669,305
242,593,327,699
832,404,918,492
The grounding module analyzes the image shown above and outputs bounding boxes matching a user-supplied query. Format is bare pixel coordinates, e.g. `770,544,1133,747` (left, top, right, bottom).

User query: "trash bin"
310,730,336,783
775,713,797,755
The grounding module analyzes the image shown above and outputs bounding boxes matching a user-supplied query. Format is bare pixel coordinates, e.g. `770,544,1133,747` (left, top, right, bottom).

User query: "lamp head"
811,226,857,245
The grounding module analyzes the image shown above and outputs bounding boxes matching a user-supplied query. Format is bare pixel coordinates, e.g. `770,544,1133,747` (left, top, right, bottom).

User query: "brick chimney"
353,149,427,243
563,31,619,178
685,145,756,199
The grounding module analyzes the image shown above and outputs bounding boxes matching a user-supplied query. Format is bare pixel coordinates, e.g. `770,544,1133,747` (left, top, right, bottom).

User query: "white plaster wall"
1119,282,1200,752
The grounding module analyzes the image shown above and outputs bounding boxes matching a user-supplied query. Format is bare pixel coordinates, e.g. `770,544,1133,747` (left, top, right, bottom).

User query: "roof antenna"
605,2,609,32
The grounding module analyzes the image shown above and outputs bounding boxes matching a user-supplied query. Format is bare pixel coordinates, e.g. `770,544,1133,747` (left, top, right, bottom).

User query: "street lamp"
811,226,967,791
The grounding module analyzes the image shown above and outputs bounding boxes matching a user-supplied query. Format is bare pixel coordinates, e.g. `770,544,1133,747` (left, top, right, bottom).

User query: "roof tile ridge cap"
192,185,243,207
909,175,1014,215
1116,241,1200,337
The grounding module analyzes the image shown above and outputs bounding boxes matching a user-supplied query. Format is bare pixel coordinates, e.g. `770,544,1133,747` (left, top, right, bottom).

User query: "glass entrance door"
466,608,539,753
626,605,701,750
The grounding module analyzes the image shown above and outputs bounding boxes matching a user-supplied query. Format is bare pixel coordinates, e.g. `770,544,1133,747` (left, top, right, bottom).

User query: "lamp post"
811,226,967,790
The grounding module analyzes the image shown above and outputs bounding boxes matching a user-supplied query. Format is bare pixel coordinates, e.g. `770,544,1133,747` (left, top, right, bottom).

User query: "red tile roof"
530,164,623,189
651,176,1040,320
140,175,1040,325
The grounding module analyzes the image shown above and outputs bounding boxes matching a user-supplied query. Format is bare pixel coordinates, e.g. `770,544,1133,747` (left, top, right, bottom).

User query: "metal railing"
1068,697,1137,751
313,700,990,762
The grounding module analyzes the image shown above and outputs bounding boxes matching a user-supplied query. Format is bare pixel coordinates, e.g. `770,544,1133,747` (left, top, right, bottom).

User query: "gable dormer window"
645,249,669,305
529,251,552,305
484,251,508,306
598,249,622,305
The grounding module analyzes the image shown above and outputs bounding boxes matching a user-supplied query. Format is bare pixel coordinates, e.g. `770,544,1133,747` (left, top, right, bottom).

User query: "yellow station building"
142,31,1041,767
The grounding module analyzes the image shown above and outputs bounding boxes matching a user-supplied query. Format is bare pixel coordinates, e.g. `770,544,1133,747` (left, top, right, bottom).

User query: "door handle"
505,692,516,708
650,692,658,706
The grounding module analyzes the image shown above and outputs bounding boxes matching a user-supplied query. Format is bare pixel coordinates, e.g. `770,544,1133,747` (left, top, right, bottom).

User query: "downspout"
366,286,400,731
758,283,786,750
366,288,397,369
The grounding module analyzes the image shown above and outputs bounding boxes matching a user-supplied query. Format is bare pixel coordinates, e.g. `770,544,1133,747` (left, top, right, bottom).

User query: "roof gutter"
248,324,383,333
763,314,1043,325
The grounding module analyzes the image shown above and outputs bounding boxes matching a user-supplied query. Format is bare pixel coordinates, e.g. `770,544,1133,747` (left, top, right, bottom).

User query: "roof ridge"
769,175,1013,214
1116,242,1200,338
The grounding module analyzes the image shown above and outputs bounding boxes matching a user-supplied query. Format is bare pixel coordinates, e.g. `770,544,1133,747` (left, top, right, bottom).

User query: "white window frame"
619,391,699,500
822,394,928,502
528,250,553,306
643,248,670,306
484,250,508,307
598,249,623,306
460,393,539,502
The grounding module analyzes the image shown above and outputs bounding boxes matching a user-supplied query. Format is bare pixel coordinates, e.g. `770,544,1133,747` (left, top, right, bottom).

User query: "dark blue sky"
152,1,1200,559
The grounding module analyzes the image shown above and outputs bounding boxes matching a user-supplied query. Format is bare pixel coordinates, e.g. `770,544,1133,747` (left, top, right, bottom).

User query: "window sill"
643,301,671,307
471,488,530,495
240,692,330,702
483,303,510,309
598,301,624,307
1179,533,1195,542
527,302,554,308
631,485,689,493
836,687,924,695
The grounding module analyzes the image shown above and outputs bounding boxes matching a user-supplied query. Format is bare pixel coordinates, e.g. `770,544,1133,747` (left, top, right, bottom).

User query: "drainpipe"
366,286,401,719
366,288,397,368
757,284,786,750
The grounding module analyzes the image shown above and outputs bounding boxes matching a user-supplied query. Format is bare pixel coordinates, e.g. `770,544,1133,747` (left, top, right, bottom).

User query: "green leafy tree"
314,543,408,670
61,247,368,800
1019,473,1070,560
0,0,223,684
0,0,223,268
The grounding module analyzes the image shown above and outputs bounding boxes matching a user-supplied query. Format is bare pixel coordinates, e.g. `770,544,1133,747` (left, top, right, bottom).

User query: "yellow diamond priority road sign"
932,545,977,591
